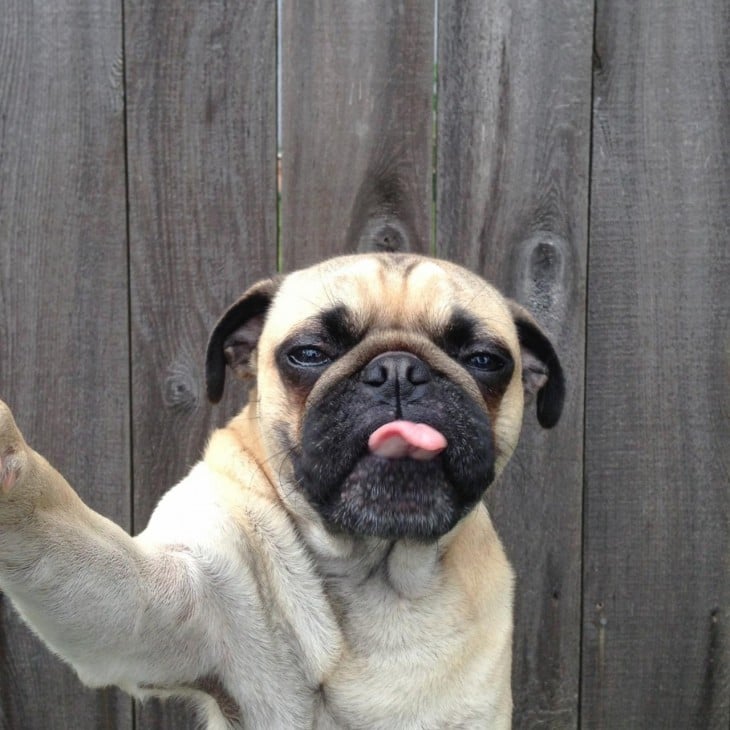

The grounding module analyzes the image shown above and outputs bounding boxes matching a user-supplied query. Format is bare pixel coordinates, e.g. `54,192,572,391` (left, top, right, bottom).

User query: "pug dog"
0,253,563,729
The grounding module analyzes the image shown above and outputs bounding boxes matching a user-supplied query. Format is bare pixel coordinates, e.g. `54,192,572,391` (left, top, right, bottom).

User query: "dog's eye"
287,346,332,368
465,352,507,372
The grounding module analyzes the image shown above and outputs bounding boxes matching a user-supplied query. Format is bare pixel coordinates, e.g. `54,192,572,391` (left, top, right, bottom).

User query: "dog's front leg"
0,399,223,693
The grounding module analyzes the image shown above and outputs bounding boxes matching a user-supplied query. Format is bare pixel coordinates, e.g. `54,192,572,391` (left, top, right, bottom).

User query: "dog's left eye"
287,346,332,368
465,352,507,372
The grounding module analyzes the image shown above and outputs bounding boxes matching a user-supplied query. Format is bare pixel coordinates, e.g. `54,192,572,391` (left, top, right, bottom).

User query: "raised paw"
0,450,23,494
0,401,27,494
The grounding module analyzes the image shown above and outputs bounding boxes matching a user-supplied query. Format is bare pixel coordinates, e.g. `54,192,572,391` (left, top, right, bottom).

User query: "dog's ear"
205,277,282,404
507,301,565,429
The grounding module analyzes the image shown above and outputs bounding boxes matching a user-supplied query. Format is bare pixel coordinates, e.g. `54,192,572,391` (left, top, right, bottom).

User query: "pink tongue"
368,421,448,461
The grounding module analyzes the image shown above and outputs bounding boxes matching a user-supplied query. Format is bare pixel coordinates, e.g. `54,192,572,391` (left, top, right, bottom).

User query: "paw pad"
0,449,22,494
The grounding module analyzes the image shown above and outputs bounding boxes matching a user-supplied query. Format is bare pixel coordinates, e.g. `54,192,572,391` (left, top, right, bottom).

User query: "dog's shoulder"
439,504,515,668
443,505,515,602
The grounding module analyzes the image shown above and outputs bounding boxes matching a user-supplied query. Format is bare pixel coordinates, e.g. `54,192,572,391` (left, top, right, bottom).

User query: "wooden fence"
0,1,727,728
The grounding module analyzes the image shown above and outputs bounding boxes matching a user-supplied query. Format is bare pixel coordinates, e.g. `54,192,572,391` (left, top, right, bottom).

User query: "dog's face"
206,254,564,540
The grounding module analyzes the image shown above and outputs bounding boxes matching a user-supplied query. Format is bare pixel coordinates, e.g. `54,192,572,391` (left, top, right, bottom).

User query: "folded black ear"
205,277,282,404
507,301,565,428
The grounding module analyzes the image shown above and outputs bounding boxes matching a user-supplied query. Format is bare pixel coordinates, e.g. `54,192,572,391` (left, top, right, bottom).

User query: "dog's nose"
360,351,431,406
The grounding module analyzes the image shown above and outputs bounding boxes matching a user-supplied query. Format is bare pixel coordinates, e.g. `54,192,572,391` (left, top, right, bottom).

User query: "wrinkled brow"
318,305,365,348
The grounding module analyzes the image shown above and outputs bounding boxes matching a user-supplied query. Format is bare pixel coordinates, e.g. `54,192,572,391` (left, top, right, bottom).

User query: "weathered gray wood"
280,0,435,267
124,1,277,728
0,1,132,728
437,1,593,726
582,0,730,727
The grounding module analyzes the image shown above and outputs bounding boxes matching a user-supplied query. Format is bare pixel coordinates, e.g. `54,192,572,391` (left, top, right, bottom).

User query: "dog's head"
206,254,564,541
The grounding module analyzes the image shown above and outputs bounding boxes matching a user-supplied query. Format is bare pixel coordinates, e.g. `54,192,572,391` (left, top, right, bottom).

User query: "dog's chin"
316,455,479,541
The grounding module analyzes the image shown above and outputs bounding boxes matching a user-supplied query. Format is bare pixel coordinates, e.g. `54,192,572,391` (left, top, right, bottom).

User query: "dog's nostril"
406,360,430,386
361,362,389,387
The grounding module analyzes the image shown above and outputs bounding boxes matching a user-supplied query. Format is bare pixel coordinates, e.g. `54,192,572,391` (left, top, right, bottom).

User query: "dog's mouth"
293,395,495,540
317,420,455,539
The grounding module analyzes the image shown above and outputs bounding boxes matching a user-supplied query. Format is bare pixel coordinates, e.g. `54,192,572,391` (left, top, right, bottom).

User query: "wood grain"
124,1,277,728
0,1,132,728
437,1,593,726
582,0,730,726
280,0,435,267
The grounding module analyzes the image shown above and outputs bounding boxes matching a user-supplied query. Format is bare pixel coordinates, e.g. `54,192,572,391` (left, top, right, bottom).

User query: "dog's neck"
289,508,472,601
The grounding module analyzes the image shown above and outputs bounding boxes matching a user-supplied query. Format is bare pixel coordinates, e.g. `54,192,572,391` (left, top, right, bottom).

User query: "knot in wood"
356,216,410,253
163,360,199,411
512,231,571,331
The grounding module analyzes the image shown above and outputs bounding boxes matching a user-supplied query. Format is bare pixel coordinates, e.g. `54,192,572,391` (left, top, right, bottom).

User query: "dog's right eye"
287,346,332,368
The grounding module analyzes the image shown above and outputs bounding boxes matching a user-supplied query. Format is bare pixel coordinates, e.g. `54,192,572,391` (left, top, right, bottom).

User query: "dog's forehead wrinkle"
276,255,514,339
318,267,343,313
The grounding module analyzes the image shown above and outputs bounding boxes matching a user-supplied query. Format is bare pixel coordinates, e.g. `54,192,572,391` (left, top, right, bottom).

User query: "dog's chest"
307,555,477,727
200,579,447,729
214,554,452,728
194,542,510,730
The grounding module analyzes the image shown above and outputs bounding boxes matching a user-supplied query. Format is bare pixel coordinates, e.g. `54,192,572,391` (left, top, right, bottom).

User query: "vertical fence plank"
437,2,593,726
0,2,131,729
280,0,434,266
124,1,277,727
582,0,730,726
